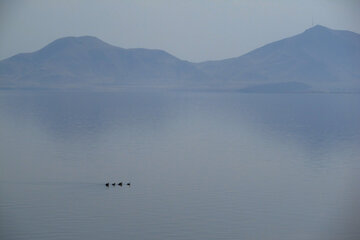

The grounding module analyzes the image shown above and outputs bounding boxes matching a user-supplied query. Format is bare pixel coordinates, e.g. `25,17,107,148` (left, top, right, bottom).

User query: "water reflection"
2,92,359,144
0,91,183,139
0,91,359,240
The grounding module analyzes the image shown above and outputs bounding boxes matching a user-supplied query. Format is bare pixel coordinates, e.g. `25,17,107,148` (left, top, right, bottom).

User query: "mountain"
0,36,210,89
1,25,359,91
197,25,360,92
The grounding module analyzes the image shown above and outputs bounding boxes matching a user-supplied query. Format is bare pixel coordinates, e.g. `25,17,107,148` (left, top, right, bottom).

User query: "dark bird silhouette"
105,183,109,187
112,183,116,186
118,182,123,186
126,182,131,187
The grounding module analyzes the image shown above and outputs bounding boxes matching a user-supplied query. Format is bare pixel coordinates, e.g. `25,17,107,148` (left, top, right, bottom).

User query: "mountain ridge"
197,25,360,91
0,35,211,89
1,25,359,92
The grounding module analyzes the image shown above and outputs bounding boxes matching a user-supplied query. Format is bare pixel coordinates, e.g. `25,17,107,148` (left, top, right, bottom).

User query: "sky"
0,0,359,62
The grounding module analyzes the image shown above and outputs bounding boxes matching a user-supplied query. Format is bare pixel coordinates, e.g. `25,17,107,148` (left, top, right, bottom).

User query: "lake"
1,91,359,240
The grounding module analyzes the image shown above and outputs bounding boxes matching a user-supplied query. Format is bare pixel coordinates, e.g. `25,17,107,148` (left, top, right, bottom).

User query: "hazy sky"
0,0,359,62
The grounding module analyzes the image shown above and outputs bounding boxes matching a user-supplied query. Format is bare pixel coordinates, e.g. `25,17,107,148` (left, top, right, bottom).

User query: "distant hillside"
0,25,359,92
197,25,360,92
0,36,210,89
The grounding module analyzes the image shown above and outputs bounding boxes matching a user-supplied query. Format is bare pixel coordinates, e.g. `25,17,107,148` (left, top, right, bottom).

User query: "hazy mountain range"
0,25,359,92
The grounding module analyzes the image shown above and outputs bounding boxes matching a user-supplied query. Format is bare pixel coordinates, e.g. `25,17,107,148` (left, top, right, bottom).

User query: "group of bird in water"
105,182,130,187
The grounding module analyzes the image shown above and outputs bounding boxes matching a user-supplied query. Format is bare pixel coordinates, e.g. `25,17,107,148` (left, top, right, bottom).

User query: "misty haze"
1,1,360,240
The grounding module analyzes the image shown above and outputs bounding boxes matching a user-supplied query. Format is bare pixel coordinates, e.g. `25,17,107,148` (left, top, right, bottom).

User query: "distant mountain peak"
49,35,105,44
197,25,360,92
307,24,330,30
40,36,114,53
302,25,333,35
0,34,209,89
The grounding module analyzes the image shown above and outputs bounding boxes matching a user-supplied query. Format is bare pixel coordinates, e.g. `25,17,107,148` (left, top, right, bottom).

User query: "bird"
118,182,123,186
105,183,109,187
126,182,131,187
112,183,116,186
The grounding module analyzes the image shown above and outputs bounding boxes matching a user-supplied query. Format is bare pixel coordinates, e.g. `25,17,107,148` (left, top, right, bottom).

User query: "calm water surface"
0,91,360,240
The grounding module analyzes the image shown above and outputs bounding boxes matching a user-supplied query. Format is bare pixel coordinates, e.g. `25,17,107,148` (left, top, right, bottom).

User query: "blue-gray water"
1,91,359,240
